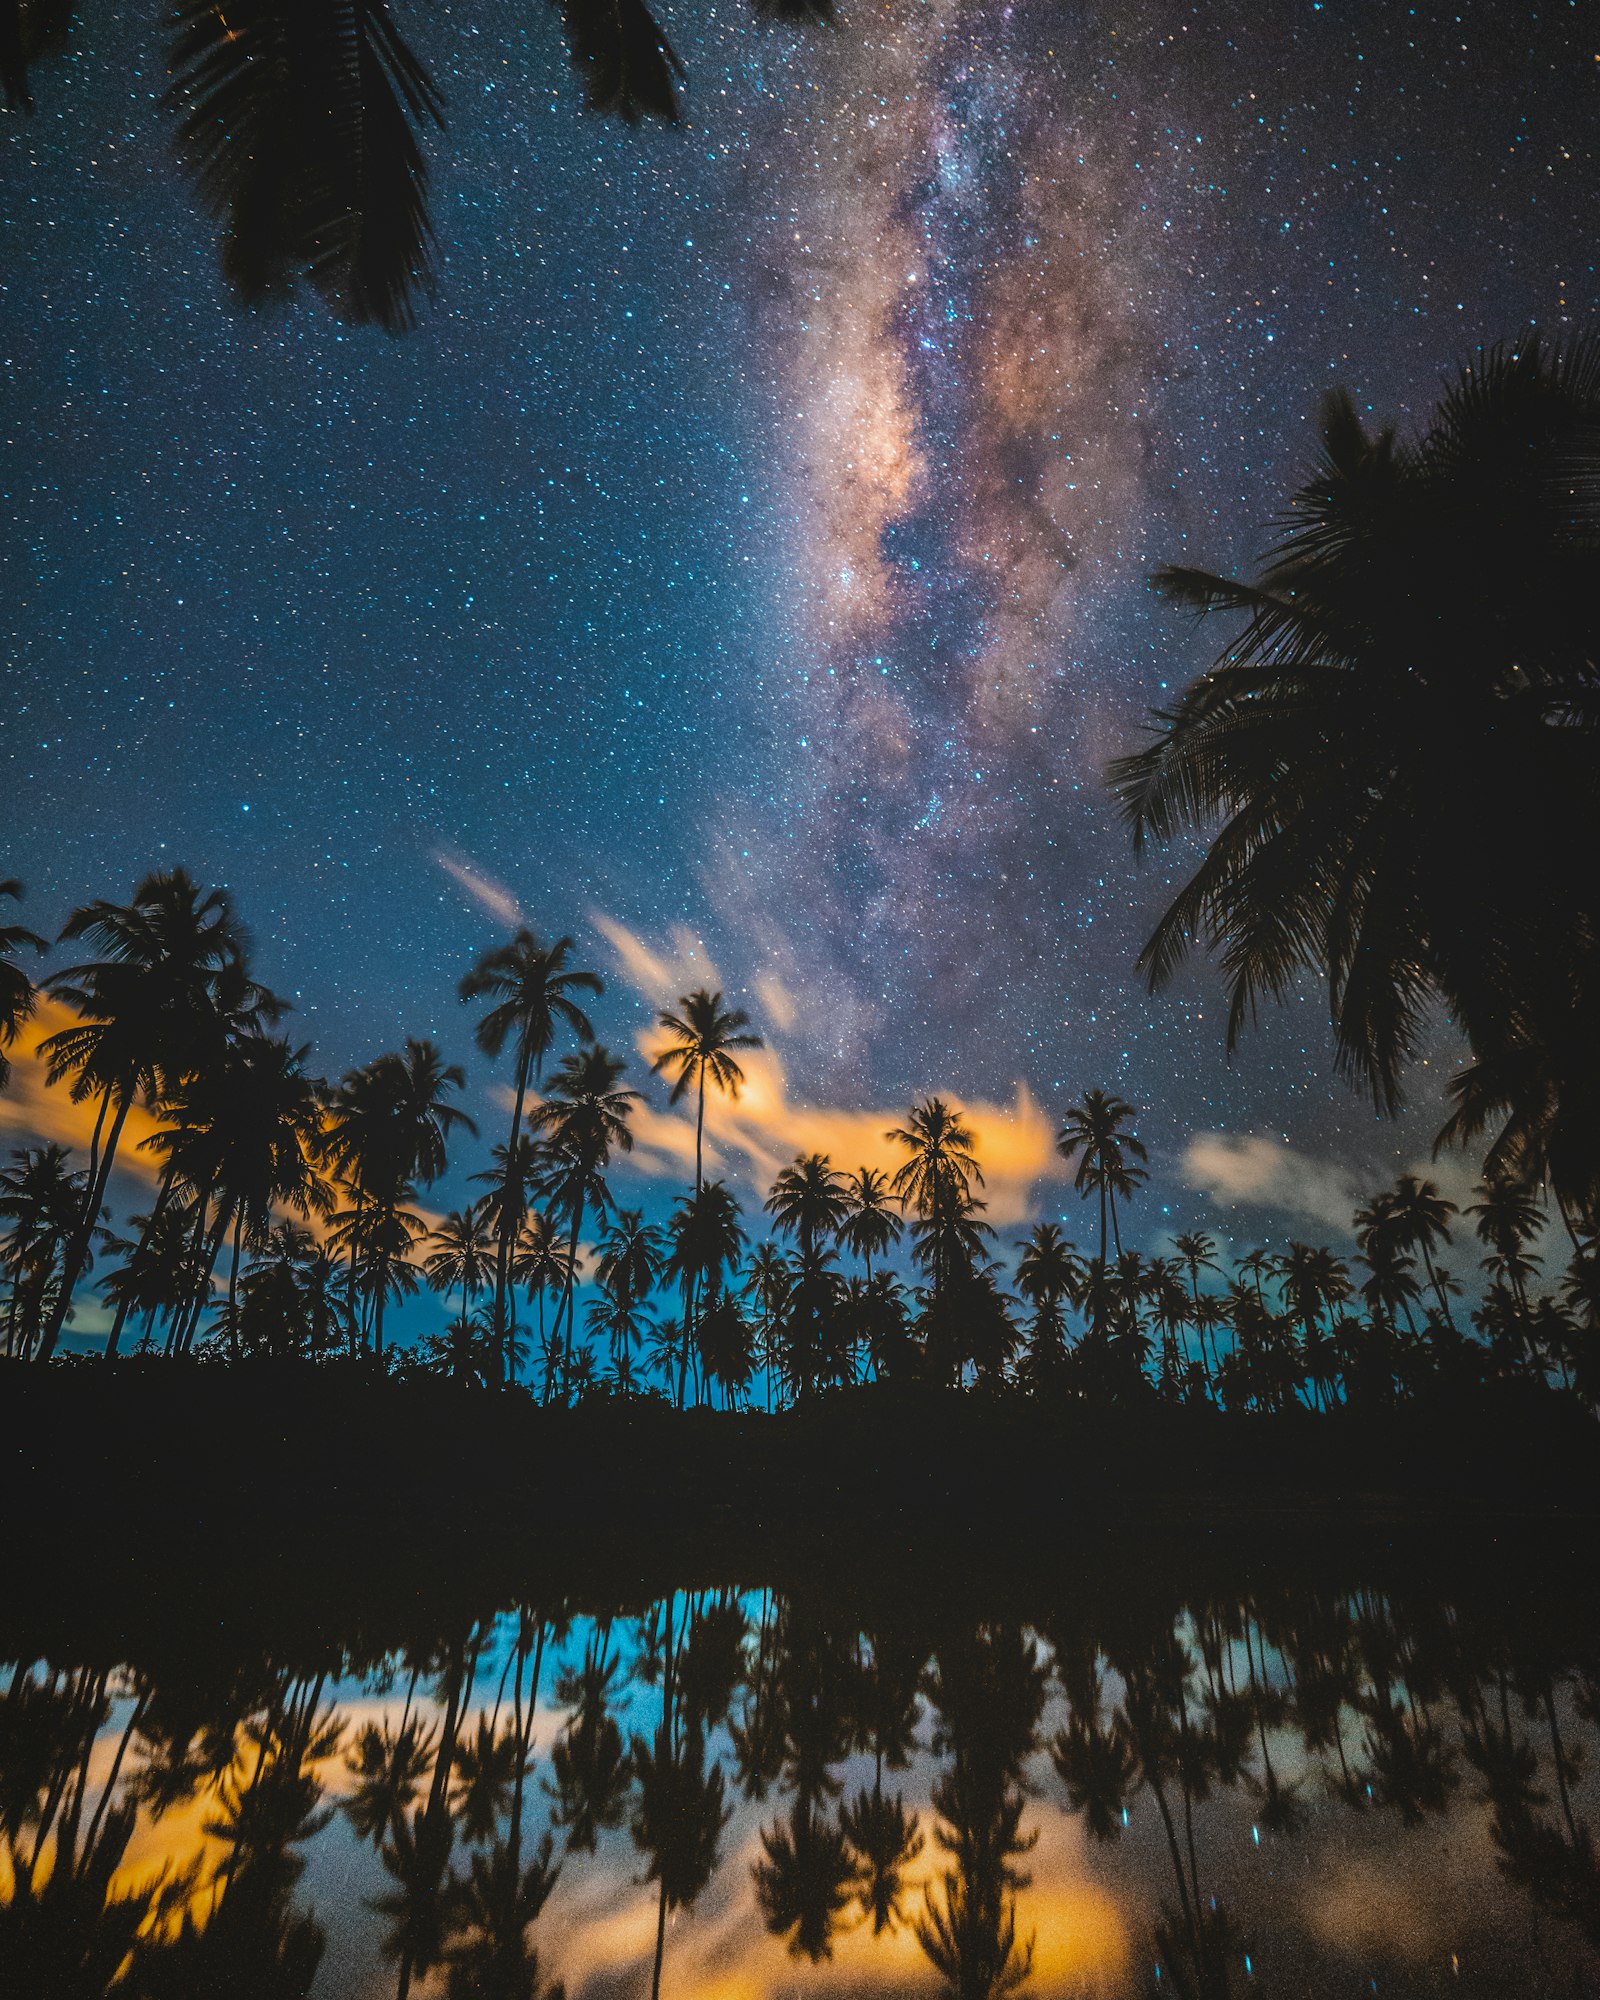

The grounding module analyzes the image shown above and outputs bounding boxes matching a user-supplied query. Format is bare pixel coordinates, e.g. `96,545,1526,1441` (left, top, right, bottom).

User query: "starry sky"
1,0,1594,1245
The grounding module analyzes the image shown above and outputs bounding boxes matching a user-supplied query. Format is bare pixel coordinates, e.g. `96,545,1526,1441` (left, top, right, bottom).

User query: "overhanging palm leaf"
167,0,444,332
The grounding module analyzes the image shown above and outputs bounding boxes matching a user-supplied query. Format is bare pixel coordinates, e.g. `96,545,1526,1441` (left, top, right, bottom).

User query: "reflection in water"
3,1561,1599,1997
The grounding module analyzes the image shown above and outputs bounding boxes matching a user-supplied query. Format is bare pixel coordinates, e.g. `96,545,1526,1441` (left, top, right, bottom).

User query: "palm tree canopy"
325,1036,474,1196
1056,1091,1148,1195
652,989,763,1106
459,928,600,1071
765,1154,850,1257
1113,336,1600,1125
886,1098,983,1214
530,1045,639,1168
41,869,271,1105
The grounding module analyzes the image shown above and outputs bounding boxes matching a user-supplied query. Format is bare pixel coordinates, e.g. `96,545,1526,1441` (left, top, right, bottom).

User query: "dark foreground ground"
3,1361,1598,1666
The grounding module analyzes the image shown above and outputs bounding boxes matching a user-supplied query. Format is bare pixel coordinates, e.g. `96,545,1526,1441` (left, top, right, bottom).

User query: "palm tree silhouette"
0,878,45,1092
425,1203,497,1322
460,929,600,1376
1056,1090,1147,1264
888,1099,988,1309
530,1045,639,1400
35,868,272,1360
652,988,762,1196
840,1165,903,1279
1114,336,1600,1221
325,1038,473,1358
754,1798,856,1961
0,1143,90,1358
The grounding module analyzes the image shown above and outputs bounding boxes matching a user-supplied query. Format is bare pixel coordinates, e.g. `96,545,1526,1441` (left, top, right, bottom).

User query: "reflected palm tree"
754,1797,855,1961
442,1831,565,2000
841,1781,923,1935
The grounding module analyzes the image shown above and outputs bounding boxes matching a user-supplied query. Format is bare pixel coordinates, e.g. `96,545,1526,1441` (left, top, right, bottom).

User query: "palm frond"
168,0,443,332
552,0,685,124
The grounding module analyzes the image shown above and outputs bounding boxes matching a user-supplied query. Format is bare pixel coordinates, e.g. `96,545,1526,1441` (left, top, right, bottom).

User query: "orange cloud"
0,997,165,1185
595,917,1066,1226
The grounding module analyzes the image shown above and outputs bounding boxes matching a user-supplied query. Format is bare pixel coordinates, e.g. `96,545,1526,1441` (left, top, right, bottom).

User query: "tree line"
2,867,1597,1413
5,1568,1598,1996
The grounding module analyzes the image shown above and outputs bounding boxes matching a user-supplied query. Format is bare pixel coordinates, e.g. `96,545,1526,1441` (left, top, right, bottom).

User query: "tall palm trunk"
37,1087,132,1361
490,1047,534,1391
225,1209,245,1363
104,1158,179,1362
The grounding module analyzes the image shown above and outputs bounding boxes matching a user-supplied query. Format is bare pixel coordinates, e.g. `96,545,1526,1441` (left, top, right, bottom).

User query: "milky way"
0,0,1593,1238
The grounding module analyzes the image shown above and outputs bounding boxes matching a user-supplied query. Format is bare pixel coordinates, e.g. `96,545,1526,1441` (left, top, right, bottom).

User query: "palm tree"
839,1165,903,1279
0,1143,89,1358
530,1045,639,1399
35,869,270,1360
1057,1089,1147,1263
754,1800,856,1961
1383,1173,1460,1329
1113,338,1600,1218
1174,1229,1222,1382
887,1098,987,1306
460,929,600,1370
0,878,45,1091
1467,1174,1546,1306
424,1204,497,1322
765,1153,850,1271
324,1037,473,1355
742,1241,793,1408
511,1210,573,1367
651,989,762,1194
666,1180,747,1407
151,1034,332,1360
1014,1223,1083,1383
470,1136,545,1385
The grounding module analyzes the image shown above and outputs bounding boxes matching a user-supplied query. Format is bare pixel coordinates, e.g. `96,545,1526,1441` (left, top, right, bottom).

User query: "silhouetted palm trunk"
37,1087,132,1360
650,1591,677,2000
104,1158,180,1362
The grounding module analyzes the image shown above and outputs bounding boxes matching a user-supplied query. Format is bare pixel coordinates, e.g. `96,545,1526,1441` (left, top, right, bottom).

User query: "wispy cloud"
1180,1133,1361,1236
434,852,524,929
595,915,1064,1225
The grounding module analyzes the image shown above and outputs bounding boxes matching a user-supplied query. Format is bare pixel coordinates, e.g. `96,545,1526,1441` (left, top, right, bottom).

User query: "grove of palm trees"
2,851,1597,1429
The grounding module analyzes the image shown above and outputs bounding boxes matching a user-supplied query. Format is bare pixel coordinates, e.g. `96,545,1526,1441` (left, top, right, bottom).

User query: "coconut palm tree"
0,877,45,1091
1467,1175,1546,1306
1014,1222,1083,1384
460,929,600,1368
511,1210,573,1366
839,1165,903,1280
530,1045,639,1399
35,868,272,1360
1380,1174,1460,1329
1056,1090,1147,1263
1113,338,1600,1211
666,1180,747,1407
424,1204,496,1322
150,1034,332,1359
324,1037,472,1355
1173,1230,1222,1383
471,1136,545,1384
651,989,762,1194
0,1143,89,1358
887,1099,988,1307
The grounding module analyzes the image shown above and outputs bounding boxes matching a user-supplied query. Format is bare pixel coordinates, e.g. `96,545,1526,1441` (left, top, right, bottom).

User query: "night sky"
2,0,1594,1248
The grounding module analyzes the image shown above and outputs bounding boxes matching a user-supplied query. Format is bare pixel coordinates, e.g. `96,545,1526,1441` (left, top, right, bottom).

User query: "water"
4,1547,1598,1997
